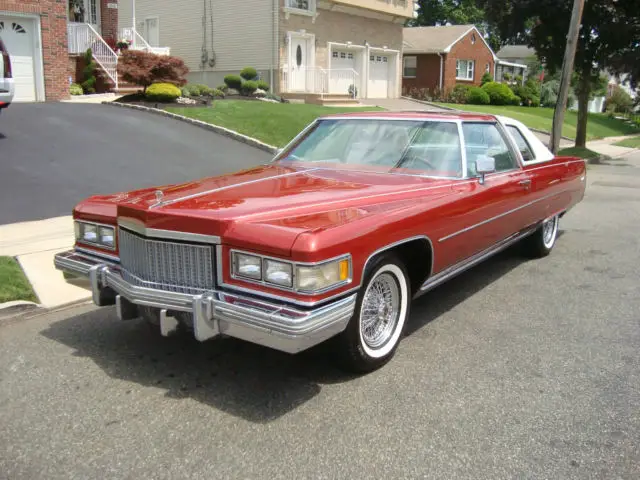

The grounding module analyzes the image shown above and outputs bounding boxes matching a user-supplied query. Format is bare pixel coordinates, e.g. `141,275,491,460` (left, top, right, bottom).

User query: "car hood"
75,164,455,256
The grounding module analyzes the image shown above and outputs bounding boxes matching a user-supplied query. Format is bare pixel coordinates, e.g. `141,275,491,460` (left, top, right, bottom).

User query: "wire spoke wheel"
359,272,401,350
542,215,559,248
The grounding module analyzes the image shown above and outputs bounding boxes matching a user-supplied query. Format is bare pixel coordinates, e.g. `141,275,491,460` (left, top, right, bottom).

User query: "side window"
462,122,518,176
506,125,535,162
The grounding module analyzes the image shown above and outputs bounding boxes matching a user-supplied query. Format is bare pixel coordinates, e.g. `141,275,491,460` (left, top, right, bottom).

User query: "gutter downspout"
437,53,443,91
270,0,277,93
132,0,136,48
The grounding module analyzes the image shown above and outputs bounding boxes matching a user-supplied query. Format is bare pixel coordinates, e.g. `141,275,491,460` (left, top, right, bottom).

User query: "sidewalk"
0,216,90,308
586,135,638,159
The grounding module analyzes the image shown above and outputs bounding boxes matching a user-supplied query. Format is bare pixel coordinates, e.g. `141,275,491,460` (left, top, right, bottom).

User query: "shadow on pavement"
42,243,533,423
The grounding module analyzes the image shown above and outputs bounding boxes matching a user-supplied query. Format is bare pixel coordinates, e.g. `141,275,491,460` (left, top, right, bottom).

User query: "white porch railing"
68,23,118,89
119,27,171,56
280,67,359,99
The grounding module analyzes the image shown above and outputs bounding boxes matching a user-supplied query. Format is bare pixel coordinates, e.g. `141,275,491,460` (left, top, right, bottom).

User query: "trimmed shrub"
466,87,490,105
224,74,243,90
217,84,229,93
211,88,225,98
117,50,188,92
449,84,472,104
482,81,517,105
70,83,84,96
241,80,258,96
512,82,540,107
481,72,493,86
81,48,97,94
606,85,634,114
145,82,182,102
511,95,521,106
240,67,258,81
256,80,270,91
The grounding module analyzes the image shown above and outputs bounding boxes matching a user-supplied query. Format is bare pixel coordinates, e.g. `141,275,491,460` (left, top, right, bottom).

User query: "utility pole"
549,0,585,153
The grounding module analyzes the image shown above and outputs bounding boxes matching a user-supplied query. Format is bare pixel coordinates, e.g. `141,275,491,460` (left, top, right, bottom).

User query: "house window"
403,56,417,78
285,0,314,12
332,51,338,58
370,55,375,61
471,34,476,45
340,52,346,59
348,53,353,59
456,60,475,80
486,63,490,73
89,0,97,24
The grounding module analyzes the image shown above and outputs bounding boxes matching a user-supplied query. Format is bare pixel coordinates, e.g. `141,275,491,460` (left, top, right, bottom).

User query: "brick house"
117,0,417,104
0,0,157,102
402,25,497,96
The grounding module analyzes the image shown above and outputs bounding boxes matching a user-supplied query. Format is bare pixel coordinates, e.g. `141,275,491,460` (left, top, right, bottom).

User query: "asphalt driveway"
0,103,272,224
1,154,639,479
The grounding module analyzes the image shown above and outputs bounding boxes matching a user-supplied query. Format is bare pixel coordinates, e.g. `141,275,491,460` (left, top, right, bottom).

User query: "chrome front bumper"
54,250,356,354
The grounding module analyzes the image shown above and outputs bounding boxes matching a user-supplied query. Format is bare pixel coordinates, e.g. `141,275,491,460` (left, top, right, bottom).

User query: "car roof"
320,110,497,122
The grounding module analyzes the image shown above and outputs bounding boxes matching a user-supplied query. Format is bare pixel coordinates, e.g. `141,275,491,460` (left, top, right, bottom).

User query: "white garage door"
329,50,356,95
368,54,390,99
0,17,37,102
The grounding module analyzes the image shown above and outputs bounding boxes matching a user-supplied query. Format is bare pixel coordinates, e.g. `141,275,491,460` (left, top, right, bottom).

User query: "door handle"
518,179,532,189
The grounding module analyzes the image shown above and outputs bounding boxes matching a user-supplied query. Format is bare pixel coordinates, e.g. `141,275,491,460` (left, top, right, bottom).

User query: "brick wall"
402,53,441,93
100,0,118,46
443,30,494,93
0,0,69,100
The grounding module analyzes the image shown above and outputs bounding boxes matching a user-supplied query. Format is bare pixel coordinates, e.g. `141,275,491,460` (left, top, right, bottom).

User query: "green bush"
256,80,270,91
511,95,521,106
224,74,243,90
240,67,258,81
606,85,634,114
81,48,97,94
217,84,229,93
512,82,540,107
241,80,258,96
211,88,225,98
145,82,182,102
466,87,490,105
482,81,517,105
480,72,493,86
449,84,472,104
70,83,84,96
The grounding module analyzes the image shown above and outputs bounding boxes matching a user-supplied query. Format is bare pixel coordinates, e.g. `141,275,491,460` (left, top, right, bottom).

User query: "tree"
479,0,640,148
81,48,97,94
410,0,502,51
117,50,189,92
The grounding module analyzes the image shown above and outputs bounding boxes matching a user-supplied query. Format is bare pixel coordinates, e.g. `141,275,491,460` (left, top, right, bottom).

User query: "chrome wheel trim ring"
358,264,408,359
542,215,559,249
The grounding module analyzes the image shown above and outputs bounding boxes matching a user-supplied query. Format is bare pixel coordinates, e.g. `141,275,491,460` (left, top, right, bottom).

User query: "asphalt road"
1,154,639,479
0,103,272,224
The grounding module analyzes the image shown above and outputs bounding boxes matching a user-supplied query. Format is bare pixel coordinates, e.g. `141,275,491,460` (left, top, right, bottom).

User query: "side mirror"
475,155,496,185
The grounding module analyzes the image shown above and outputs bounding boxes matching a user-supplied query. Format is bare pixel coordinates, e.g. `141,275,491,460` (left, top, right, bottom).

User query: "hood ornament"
150,190,164,208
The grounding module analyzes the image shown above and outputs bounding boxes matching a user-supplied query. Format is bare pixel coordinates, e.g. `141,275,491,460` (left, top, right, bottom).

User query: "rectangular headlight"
233,252,262,280
264,259,293,288
82,224,98,243
75,221,116,250
296,258,350,293
99,226,115,248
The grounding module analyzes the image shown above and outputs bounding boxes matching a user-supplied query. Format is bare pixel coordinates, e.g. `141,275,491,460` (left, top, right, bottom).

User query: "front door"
289,36,310,92
68,0,100,31
145,17,160,47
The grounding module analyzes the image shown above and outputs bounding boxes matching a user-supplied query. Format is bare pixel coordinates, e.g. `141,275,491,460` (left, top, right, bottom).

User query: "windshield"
277,119,463,178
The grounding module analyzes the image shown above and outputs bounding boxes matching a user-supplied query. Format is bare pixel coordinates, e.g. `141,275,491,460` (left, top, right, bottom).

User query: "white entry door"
289,36,311,92
145,17,160,47
0,16,37,102
368,54,390,98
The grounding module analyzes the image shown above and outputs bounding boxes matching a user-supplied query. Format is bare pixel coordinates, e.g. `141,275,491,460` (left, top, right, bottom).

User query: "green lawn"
167,100,382,147
614,136,640,148
0,257,37,304
437,103,640,141
558,147,601,160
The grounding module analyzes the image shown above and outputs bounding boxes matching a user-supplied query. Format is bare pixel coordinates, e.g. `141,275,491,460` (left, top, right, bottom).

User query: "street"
1,152,639,479
0,103,272,224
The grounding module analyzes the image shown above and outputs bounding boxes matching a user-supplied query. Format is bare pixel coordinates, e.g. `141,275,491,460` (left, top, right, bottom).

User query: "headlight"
75,221,116,250
264,259,293,287
296,258,351,293
232,252,262,280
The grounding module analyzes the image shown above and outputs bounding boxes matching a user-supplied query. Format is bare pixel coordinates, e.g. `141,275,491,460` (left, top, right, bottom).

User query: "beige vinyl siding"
118,0,277,76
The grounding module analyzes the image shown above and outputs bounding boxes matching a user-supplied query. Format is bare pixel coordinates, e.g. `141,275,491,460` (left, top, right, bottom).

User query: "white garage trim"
366,46,400,99
0,11,45,102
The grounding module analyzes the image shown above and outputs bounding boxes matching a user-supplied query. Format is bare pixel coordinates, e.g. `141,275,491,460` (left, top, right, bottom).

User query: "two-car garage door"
0,16,37,101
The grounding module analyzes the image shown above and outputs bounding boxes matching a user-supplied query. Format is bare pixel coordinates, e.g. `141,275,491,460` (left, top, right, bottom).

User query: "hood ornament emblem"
151,190,164,208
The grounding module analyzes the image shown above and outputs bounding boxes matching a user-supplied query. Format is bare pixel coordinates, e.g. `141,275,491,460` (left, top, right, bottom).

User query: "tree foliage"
81,48,97,94
117,50,189,92
479,0,640,146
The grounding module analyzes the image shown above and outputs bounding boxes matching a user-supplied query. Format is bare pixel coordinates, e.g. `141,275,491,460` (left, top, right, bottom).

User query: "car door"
439,121,531,267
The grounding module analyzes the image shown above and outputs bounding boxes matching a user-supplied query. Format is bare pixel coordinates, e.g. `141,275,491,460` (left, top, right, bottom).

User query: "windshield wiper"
392,122,429,171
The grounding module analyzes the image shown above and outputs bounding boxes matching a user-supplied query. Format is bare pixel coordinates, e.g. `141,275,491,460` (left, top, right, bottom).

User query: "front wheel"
522,214,559,258
335,255,411,373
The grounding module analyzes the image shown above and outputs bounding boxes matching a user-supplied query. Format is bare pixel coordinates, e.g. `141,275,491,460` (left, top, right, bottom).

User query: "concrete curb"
528,127,573,142
103,101,279,155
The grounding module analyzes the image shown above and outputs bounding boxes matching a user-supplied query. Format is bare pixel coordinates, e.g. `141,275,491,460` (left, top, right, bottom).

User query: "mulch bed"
113,92,282,109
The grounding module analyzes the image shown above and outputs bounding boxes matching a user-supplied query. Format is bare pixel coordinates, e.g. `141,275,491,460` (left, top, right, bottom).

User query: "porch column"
100,0,119,43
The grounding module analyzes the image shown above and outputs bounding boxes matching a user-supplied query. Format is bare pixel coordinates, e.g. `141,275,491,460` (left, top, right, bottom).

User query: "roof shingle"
402,25,476,54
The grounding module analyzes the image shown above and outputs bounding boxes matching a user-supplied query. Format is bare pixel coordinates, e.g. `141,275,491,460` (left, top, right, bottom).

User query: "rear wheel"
522,214,559,258
336,255,410,373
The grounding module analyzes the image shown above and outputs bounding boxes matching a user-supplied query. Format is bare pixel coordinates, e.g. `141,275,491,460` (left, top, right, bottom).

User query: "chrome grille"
118,228,215,294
